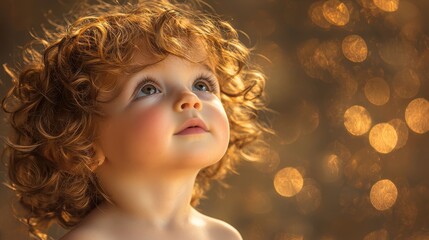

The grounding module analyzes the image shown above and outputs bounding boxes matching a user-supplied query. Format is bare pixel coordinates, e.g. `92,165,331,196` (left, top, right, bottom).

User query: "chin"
170,152,224,170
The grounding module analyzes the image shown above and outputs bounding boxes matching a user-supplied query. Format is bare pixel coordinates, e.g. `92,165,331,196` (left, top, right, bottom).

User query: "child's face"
94,46,230,179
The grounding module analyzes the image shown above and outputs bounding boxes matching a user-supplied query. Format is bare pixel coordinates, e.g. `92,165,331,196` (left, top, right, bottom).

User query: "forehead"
96,38,215,103
134,36,213,69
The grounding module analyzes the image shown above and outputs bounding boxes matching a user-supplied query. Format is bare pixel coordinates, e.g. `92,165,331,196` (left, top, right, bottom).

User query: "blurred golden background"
1,0,428,239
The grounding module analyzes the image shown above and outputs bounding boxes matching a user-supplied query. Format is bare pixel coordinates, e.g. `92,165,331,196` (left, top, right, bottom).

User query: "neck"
95,170,200,230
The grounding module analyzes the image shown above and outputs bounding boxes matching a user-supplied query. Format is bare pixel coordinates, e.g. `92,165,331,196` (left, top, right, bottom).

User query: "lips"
174,118,208,135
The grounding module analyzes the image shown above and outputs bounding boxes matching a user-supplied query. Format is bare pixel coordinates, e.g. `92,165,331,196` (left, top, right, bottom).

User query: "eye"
192,75,218,93
140,84,160,96
193,81,210,91
135,78,161,99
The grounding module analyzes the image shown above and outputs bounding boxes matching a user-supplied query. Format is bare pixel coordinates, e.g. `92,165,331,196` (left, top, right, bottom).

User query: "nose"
174,90,203,112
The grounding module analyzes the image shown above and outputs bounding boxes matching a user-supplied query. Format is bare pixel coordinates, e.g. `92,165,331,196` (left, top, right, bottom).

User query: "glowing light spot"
309,1,331,29
369,123,398,154
322,0,350,26
329,140,352,161
344,105,372,136
321,154,342,183
313,41,342,70
296,180,322,214
370,179,398,211
388,118,409,149
364,77,390,106
373,0,399,12
274,167,304,197
405,98,429,134
393,68,421,99
342,35,368,62
363,229,389,240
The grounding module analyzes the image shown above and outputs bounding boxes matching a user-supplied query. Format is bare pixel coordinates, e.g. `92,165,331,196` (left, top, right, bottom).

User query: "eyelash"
133,74,219,100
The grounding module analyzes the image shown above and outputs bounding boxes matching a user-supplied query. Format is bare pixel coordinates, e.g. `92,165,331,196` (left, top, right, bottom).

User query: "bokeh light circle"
274,167,304,197
344,105,372,136
369,123,398,154
342,34,368,63
364,77,391,106
393,69,421,99
321,154,342,183
295,180,322,214
370,179,398,211
405,98,429,134
388,118,409,149
309,1,331,29
373,0,399,12
322,0,350,26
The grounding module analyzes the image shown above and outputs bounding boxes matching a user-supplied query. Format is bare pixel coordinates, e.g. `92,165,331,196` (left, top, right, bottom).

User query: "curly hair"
1,0,275,239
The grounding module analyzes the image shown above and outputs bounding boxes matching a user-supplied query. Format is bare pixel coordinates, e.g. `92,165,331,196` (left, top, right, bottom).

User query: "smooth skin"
60,45,242,240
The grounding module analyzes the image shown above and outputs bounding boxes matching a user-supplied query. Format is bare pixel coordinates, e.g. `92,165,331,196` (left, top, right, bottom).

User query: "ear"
91,142,106,172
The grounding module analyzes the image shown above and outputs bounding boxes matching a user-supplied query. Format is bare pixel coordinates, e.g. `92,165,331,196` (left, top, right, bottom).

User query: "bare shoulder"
200,214,243,240
59,226,110,240
59,217,112,240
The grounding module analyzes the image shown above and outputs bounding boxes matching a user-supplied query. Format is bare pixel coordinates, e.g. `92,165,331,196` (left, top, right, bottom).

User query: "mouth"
175,126,207,135
174,118,208,135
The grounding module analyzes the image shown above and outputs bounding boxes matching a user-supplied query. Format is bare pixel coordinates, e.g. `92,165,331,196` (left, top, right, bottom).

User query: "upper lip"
174,118,208,135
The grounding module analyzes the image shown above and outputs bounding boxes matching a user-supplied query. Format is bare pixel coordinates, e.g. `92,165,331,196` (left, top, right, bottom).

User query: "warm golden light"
295,180,322,214
405,98,429,134
363,229,389,240
344,105,372,136
329,140,352,161
388,118,409,149
274,167,304,197
322,0,350,26
342,34,368,62
313,41,341,70
370,179,398,211
369,123,398,154
309,1,331,29
393,68,420,99
364,77,390,106
321,154,342,183
373,0,399,12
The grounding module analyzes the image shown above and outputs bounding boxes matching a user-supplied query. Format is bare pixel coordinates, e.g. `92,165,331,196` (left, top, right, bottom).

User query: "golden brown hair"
1,0,275,239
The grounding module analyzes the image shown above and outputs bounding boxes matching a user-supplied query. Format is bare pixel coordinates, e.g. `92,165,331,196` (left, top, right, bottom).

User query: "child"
1,0,274,239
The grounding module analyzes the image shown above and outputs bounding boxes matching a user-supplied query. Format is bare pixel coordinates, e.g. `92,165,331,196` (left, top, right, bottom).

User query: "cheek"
106,103,171,167
208,101,230,147
126,104,172,154
131,105,169,140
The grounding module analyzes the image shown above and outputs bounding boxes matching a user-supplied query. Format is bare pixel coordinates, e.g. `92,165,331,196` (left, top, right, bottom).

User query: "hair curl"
1,0,275,239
